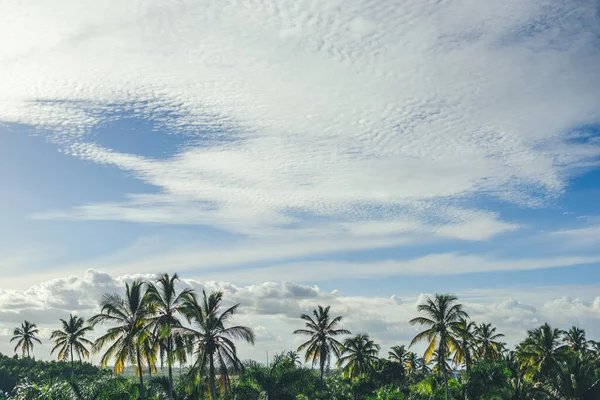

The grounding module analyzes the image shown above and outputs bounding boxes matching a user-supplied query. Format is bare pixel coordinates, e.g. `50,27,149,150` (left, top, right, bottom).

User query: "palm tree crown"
181,290,255,400
11,320,42,358
410,294,468,400
50,314,93,375
474,322,505,361
337,334,381,379
561,326,589,352
388,344,411,371
293,305,351,381
516,322,564,378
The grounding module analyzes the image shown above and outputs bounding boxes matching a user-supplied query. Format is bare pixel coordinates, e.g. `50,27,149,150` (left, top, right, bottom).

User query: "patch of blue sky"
318,261,600,298
87,101,243,157
0,123,157,212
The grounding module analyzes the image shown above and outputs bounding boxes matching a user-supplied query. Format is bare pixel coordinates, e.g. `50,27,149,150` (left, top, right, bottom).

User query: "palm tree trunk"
70,345,74,378
209,356,217,400
136,345,145,400
26,348,31,381
440,350,450,400
167,337,174,400
320,361,324,381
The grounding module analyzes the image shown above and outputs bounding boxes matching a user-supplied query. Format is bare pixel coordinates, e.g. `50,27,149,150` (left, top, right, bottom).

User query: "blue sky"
1,0,600,361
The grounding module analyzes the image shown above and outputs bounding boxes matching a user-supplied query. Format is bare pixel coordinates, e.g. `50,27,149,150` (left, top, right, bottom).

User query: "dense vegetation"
3,273,600,399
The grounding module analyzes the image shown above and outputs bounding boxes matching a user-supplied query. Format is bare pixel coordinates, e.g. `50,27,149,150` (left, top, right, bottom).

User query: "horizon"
1,0,600,366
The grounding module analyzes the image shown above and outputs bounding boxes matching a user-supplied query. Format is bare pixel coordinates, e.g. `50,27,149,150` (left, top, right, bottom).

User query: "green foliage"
462,360,511,400
8,286,600,400
0,352,108,394
229,354,320,400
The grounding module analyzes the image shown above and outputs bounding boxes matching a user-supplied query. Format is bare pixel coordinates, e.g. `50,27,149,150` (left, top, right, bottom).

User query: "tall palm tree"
474,323,505,361
561,326,589,352
89,280,151,400
293,305,351,381
180,290,255,400
516,323,564,379
146,272,195,400
11,320,42,358
451,318,477,371
337,334,381,379
50,314,94,376
410,294,468,400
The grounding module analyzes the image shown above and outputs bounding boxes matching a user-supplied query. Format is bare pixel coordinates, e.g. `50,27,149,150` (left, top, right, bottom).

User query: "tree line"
5,273,600,399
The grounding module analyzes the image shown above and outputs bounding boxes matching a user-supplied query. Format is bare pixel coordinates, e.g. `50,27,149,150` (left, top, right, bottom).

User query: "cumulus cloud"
3,270,600,362
1,0,598,243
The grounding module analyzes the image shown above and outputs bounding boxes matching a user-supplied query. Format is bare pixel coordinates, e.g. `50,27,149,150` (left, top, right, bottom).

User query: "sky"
1,0,600,365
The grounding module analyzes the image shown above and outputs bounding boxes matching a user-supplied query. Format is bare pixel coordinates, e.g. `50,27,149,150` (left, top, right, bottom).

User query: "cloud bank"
3,270,600,363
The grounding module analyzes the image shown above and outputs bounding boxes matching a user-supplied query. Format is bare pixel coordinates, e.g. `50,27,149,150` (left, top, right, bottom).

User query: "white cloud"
201,253,600,283
4,271,600,363
0,0,597,242
550,223,600,248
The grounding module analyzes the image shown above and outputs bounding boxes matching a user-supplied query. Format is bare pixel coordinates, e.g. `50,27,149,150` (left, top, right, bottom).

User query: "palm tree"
474,323,505,361
50,314,94,376
452,318,477,371
89,280,151,400
388,344,410,373
11,320,42,358
405,351,420,376
286,350,302,366
410,294,468,400
146,272,195,400
180,290,255,400
293,305,351,381
561,326,589,352
516,323,564,379
337,334,381,379
537,351,600,399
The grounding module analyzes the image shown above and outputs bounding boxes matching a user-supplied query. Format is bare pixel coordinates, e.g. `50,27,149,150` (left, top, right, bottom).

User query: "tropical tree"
50,314,94,376
11,321,42,358
146,272,195,400
88,279,151,400
293,305,351,381
516,323,564,379
180,290,255,400
388,344,410,374
286,350,302,366
561,326,589,352
337,334,381,379
405,351,420,376
410,294,468,400
536,351,600,399
474,323,505,361
452,318,477,371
